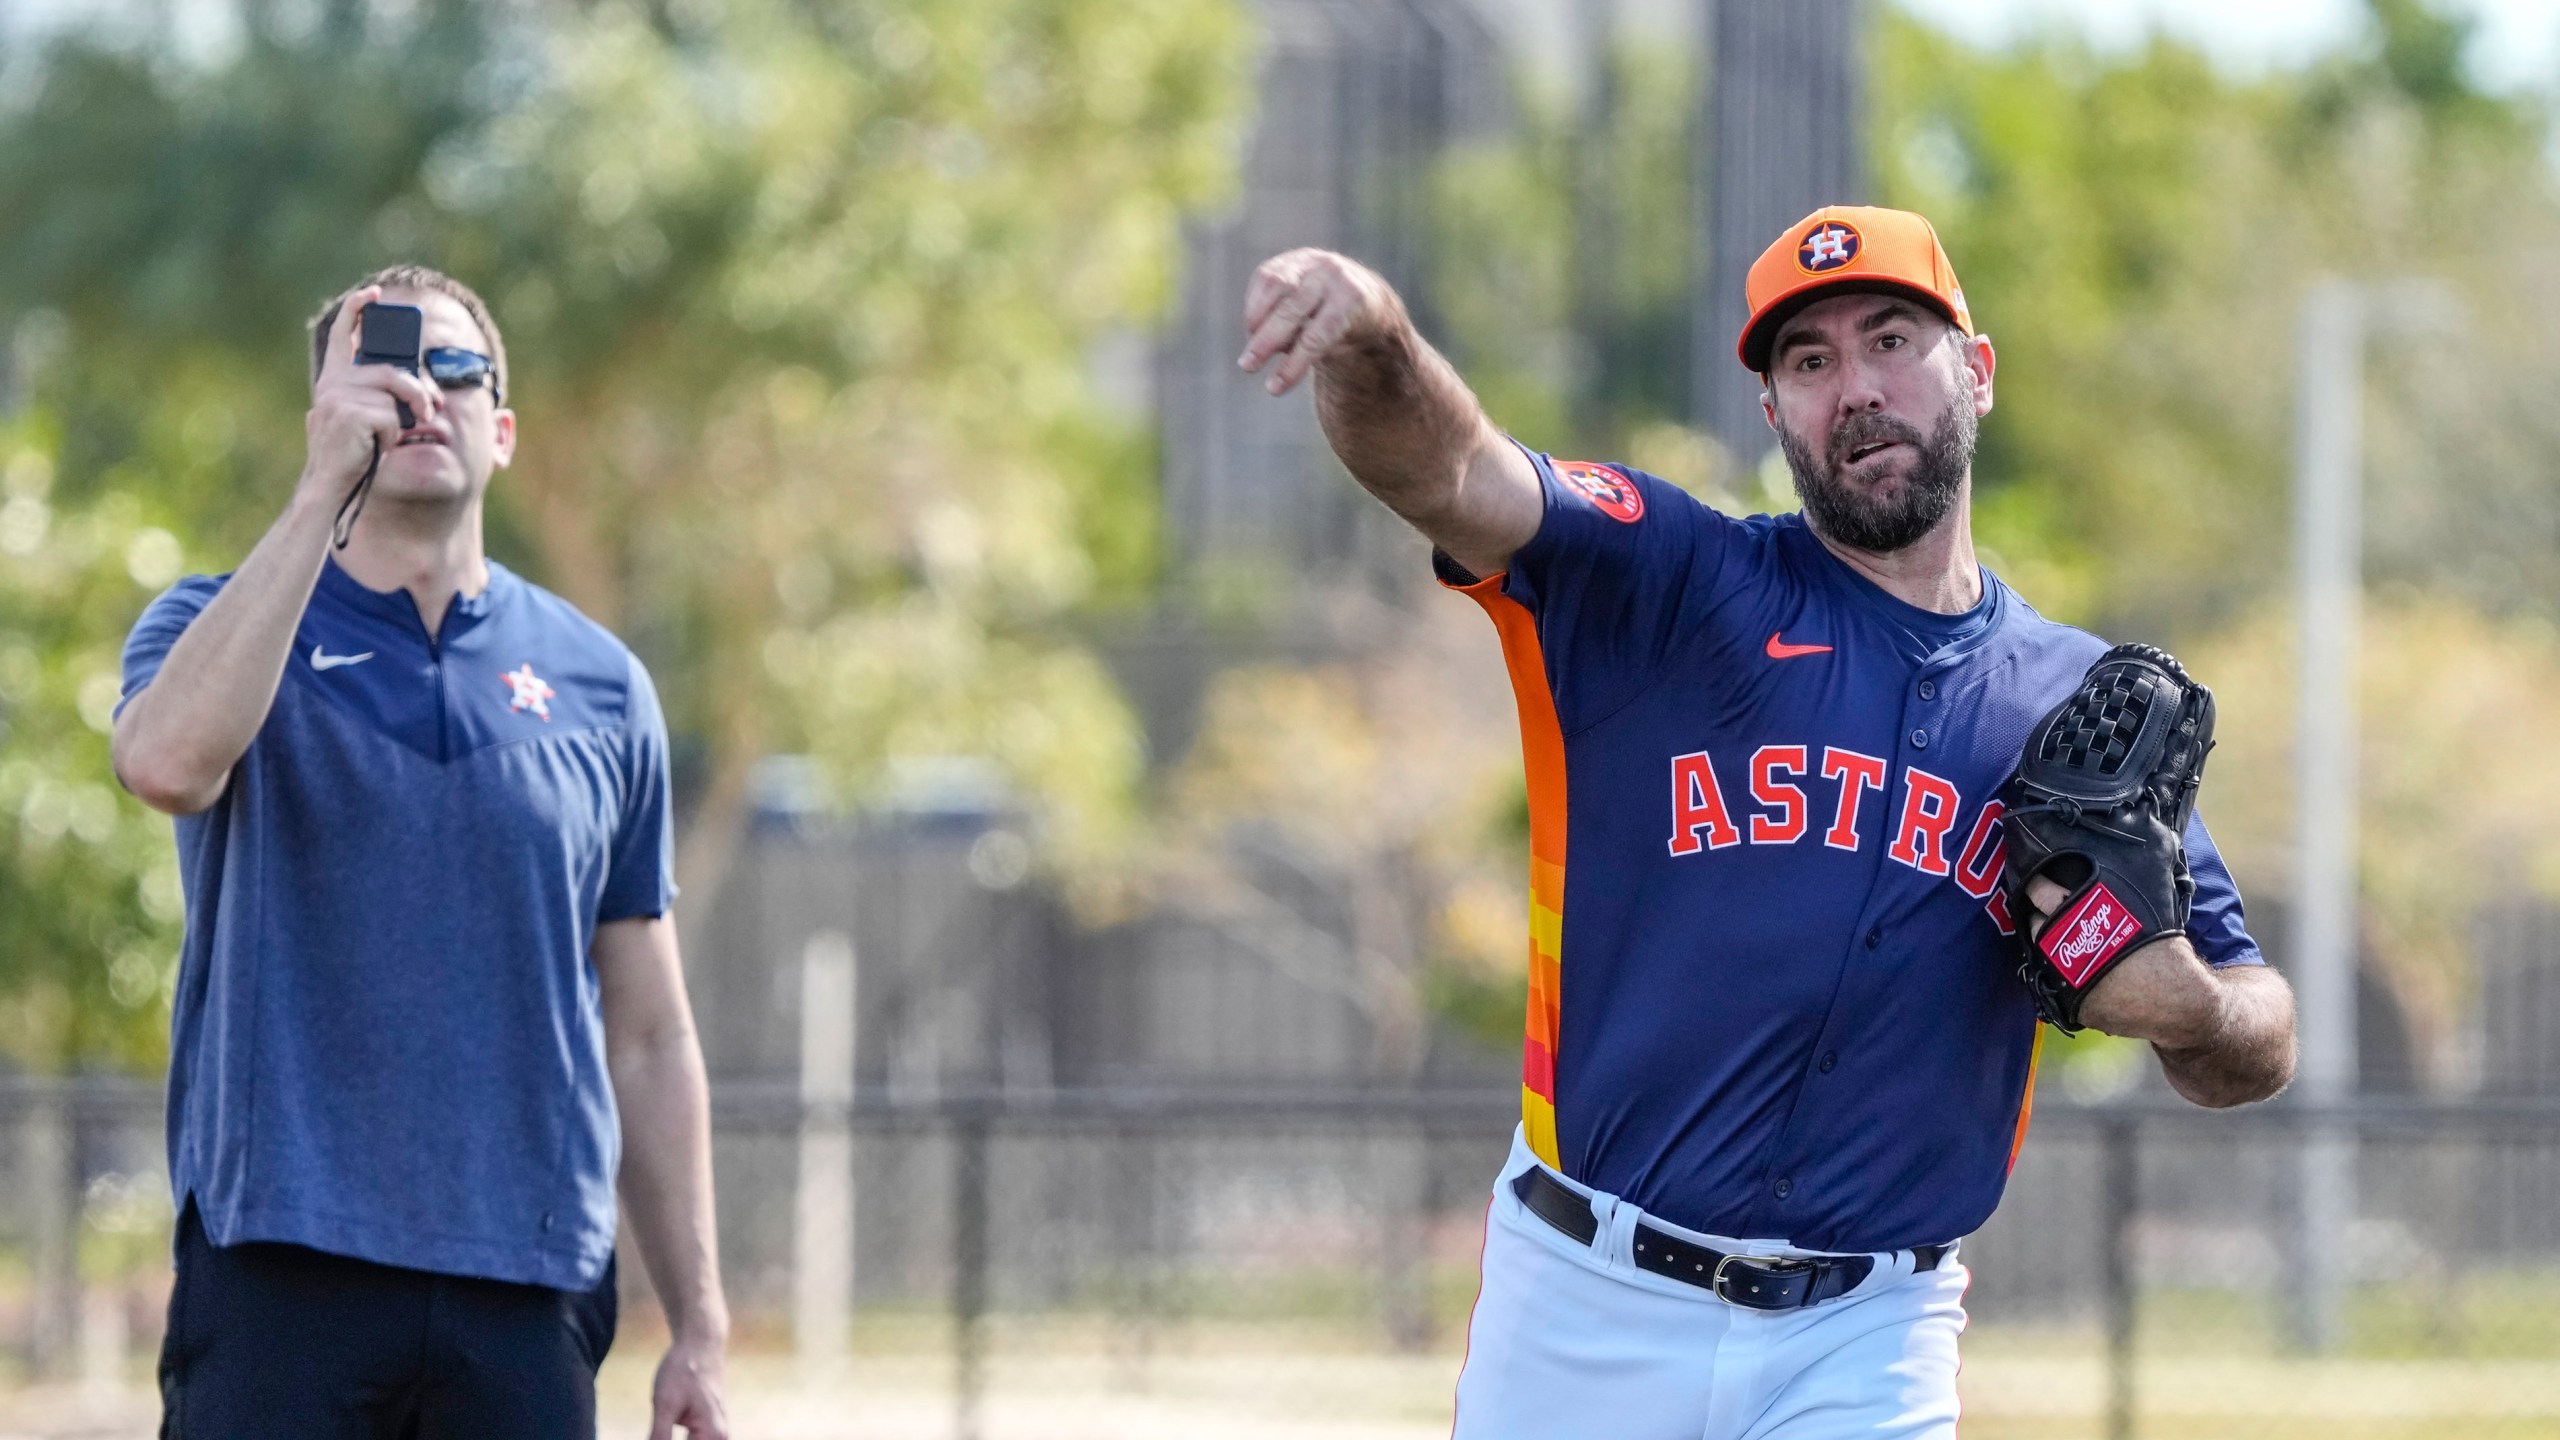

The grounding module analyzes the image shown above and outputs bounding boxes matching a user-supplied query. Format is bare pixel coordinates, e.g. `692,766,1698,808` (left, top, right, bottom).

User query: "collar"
1778,515,2009,657
316,555,510,643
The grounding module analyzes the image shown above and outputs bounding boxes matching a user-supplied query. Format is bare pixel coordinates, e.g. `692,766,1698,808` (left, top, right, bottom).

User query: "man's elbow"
112,735,224,816
607,1016,705,1082
2186,1064,2293,1110
2256,1038,2300,1102
2172,1037,2297,1109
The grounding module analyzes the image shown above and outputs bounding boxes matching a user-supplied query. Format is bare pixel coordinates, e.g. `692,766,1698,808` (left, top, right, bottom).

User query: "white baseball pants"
1451,1126,1967,1440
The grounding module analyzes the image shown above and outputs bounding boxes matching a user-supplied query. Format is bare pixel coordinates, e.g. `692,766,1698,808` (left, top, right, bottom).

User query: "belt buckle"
1709,1252,1805,1307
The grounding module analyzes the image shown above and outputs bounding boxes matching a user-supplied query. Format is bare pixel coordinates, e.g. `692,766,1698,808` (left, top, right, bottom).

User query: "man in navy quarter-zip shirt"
114,267,730,1438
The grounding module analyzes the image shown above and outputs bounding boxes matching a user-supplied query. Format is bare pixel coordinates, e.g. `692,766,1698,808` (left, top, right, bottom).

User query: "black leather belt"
1511,1167,1947,1311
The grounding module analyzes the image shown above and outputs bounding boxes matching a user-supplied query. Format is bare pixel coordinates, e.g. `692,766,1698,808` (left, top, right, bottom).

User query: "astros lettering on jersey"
1442,450,2264,1256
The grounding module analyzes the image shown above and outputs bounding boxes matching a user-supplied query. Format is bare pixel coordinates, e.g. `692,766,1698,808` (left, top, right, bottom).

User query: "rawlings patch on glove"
1998,643,2216,1033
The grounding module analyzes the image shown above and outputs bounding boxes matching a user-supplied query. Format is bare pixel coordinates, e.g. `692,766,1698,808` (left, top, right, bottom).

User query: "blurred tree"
0,418,188,1067
1867,0,2560,634
1431,42,1712,494
0,0,1248,1067
1157,596,1526,1078
2191,592,2560,1070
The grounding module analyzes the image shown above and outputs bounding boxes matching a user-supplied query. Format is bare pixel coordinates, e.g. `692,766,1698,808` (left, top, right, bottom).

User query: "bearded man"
1237,205,2295,1438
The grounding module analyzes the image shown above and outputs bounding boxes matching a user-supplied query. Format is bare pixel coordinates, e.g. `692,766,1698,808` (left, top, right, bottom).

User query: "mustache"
1829,412,1927,464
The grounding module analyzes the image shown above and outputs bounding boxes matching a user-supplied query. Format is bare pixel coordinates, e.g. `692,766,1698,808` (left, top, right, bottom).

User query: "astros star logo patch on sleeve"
502,663,556,722
1556,461,1645,523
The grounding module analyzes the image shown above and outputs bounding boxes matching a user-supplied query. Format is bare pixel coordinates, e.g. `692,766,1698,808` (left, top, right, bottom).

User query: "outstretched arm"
2028,876,2299,1107
1240,248,1541,578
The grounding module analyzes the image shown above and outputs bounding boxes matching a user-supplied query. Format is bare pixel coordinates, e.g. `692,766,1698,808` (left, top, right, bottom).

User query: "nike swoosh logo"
310,645,376,671
1766,632,1834,660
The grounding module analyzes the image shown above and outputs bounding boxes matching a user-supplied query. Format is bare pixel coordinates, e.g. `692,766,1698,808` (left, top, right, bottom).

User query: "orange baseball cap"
1736,205,1973,373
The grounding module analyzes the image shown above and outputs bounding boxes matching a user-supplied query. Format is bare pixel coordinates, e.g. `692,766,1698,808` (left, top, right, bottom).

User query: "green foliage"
0,421,186,1068
1429,138,1572,452
0,0,1249,1066
1419,948,1526,1052
1868,0,2560,634
1429,43,1701,473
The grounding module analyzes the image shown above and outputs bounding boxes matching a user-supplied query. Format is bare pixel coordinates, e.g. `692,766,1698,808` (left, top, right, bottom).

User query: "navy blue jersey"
1448,451,2261,1254
120,558,673,1289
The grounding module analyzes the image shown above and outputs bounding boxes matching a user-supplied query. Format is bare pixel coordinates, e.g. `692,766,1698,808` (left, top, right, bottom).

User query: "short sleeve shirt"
120,558,674,1289
1447,450,2261,1253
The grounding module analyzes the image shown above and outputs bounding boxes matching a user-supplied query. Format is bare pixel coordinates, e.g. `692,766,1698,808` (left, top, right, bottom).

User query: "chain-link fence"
3,1078,2560,1438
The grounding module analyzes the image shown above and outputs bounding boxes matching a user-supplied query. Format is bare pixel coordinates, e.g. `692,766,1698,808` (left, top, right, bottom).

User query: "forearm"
2082,941,2297,1107
612,1032,729,1343
2151,967,2298,1107
1240,249,1539,574
113,494,336,812
1309,307,1499,523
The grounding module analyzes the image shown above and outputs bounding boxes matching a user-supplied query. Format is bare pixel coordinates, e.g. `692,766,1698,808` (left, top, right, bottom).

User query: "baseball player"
1238,206,2297,1437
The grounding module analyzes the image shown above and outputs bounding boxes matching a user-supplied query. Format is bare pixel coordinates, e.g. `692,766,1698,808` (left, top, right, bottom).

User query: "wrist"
1339,299,1413,362
283,476,346,527
2078,936,2219,1046
2146,958,2230,1053
270,487,346,562
669,1304,731,1350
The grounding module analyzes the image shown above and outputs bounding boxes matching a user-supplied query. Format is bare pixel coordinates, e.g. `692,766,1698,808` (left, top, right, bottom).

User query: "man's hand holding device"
304,286,441,547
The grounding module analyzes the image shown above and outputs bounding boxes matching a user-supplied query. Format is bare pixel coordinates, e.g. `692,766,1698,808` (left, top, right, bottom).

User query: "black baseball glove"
1998,643,2216,1033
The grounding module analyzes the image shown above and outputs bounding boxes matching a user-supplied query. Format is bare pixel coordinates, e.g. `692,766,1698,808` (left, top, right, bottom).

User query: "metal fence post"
1378,1118,1433,1352
2290,280,2364,1353
794,930,858,1376
2103,1115,2138,1440
952,1105,990,1440
24,1078,76,1378
1110,1120,1159,1394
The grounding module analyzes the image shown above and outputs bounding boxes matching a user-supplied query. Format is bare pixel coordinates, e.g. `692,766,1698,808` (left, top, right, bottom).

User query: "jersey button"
1865,927,1882,949
1819,1051,1838,1073
1773,1177,1794,1200
1917,679,1936,701
1910,728,1929,749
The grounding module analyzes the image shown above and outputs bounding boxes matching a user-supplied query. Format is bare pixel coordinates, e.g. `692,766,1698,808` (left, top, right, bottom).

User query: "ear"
1760,383,1779,432
490,408,518,470
1963,334,1997,418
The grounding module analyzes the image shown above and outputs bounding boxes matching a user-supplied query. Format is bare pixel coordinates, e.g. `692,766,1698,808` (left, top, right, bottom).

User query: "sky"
9,0,2560,96
1895,0,2560,91
1453,0,2560,101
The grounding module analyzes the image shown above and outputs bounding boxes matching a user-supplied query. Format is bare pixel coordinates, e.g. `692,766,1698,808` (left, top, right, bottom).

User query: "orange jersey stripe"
2007,1025,2045,1172
1455,572,1570,1172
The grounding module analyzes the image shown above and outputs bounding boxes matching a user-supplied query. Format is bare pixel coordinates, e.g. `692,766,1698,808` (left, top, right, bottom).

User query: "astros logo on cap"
1797,221,1861,274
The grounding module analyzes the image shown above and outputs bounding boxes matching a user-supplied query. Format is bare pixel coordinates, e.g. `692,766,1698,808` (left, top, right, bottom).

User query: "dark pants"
158,1203,616,1440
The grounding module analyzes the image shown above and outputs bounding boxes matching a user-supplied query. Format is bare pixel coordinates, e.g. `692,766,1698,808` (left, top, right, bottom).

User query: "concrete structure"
1696,0,1868,462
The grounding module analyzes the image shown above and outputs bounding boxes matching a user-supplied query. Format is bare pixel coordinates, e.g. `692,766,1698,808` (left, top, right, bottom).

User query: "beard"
1776,394,1976,554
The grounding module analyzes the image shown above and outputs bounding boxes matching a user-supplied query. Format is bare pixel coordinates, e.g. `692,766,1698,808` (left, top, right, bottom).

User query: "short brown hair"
308,264,508,404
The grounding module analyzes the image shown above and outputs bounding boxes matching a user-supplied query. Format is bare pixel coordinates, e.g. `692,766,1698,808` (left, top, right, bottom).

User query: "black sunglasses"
425,347,501,402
